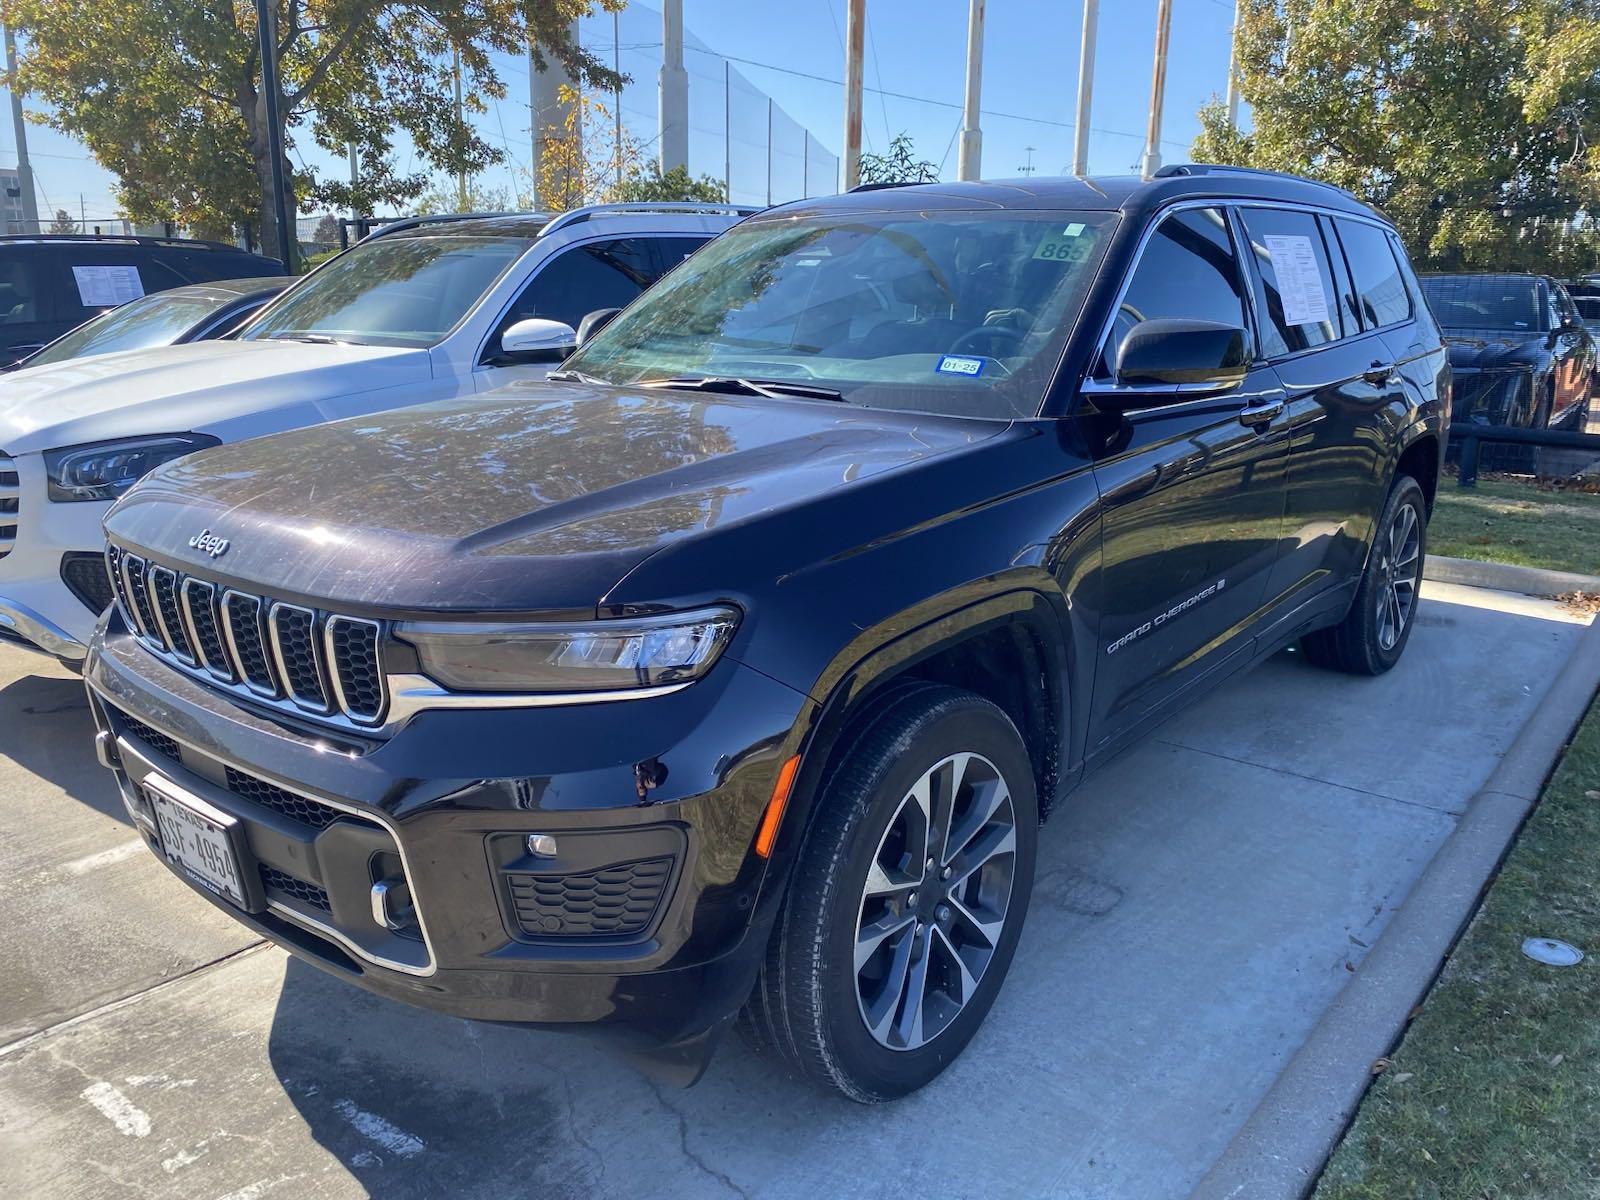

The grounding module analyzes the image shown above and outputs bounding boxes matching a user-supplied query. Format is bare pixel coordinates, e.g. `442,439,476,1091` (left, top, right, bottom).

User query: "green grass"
1314,698,1600,1199
1430,478,1600,576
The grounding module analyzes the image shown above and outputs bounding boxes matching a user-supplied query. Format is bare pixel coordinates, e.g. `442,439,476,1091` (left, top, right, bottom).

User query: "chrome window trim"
179,577,233,682
102,717,438,978
323,615,386,726
147,564,197,666
220,590,280,699
267,601,332,714
1083,197,1406,402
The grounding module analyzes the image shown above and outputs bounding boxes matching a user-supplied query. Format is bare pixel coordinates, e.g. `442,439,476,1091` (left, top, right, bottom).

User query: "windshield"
563,209,1117,418
1420,276,1543,333
239,235,530,348
28,290,229,366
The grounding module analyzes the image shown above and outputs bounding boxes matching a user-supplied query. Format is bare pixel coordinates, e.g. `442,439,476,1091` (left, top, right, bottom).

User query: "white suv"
0,203,752,663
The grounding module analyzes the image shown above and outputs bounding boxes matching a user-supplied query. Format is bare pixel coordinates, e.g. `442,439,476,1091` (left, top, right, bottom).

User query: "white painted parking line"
79,1080,151,1137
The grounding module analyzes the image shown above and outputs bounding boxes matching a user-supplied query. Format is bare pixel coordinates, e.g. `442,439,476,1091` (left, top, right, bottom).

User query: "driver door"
1083,205,1290,759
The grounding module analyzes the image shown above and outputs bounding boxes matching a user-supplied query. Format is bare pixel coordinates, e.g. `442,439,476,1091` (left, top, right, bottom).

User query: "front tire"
1301,473,1427,675
741,684,1038,1102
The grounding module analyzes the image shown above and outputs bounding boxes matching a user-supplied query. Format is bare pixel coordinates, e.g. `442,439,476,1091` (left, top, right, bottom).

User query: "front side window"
28,289,223,365
1335,219,1410,329
564,209,1118,419
1238,207,1341,356
239,234,531,348
1096,206,1248,377
494,238,659,335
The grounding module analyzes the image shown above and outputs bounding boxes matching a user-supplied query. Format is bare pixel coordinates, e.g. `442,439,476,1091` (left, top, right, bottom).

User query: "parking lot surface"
1,581,1588,1199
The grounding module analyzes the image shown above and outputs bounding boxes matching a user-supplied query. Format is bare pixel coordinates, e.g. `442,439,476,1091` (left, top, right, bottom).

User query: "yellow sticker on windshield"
1033,226,1092,263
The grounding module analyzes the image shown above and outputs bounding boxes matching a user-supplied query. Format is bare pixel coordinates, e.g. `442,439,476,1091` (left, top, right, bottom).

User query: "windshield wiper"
640,375,846,403
268,332,346,345
547,368,608,385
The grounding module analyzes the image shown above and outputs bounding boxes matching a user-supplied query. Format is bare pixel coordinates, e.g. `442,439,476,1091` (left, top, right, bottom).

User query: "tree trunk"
248,86,295,267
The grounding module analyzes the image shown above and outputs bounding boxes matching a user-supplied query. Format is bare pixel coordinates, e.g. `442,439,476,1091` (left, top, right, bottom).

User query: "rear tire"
740,684,1038,1102
1301,474,1427,675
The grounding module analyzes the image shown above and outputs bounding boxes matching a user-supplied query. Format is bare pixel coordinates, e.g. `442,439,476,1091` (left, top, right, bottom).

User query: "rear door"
1085,204,1290,755
1240,206,1392,615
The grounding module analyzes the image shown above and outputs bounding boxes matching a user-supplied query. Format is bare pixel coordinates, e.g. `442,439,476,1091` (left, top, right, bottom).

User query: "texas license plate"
148,778,247,908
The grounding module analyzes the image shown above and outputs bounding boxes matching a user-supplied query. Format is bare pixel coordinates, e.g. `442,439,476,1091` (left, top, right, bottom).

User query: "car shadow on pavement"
0,670,126,825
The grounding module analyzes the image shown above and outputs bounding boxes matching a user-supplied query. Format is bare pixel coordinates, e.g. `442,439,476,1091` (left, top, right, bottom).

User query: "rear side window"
1335,219,1410,329
0,252,51,326
649,237,710,277
497,238,659,332
1097,207,1248,377
1238,207,1341,356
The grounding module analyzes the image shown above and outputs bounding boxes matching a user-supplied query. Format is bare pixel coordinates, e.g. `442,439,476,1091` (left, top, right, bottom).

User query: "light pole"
1225,0,1242,128
1071,0,1098,176
1142,0,1173,178
255,0,294,270
842,0,865,190
956,0,985,181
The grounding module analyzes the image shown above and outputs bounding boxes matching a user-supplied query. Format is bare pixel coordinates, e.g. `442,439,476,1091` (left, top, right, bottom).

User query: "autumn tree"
10,2,625,260
48,209,77,234
1192,0,1600,274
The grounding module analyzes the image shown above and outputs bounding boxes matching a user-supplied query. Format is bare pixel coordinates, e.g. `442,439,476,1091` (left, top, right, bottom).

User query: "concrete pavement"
0,581,1589,1199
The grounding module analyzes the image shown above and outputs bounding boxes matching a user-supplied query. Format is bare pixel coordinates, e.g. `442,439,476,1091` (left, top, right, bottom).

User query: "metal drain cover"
1522,937,1585,967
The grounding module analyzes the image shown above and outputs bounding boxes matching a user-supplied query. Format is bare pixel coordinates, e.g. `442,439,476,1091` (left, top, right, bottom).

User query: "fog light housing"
527,833,558,857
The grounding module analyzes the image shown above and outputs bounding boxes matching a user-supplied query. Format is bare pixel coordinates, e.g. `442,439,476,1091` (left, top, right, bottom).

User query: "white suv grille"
0,453,17,561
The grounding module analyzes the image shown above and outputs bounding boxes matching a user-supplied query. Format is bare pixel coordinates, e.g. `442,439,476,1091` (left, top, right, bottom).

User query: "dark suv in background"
84,166,1446,1101
1419,272,1594,429
0,233,282,364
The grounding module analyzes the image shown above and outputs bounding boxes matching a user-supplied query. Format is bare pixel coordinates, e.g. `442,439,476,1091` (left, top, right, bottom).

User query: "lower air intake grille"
0,453,15,561
507,857,672,938
61,552,115,615
260,864,332,912
118,711,181,762
224,766,344,831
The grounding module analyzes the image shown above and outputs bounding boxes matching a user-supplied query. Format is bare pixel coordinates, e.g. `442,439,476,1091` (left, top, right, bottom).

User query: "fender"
743,580,1083,936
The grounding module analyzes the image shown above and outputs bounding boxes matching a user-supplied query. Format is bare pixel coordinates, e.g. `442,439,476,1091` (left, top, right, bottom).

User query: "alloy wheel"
853,751,1017,1051
1374,499,1421,651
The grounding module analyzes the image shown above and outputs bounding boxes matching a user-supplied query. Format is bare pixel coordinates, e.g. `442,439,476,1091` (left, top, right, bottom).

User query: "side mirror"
1113,319,1249,396
497,317,577,364
576,307,622,348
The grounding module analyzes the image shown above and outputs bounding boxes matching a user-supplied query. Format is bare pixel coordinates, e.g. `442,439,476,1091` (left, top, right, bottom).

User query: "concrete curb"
1189,611,1600,1200
1424,554,1600,596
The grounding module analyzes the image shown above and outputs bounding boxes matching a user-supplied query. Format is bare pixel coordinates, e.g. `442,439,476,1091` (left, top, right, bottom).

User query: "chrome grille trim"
179,577,233,682
324,616,386,726
267,601,331,713
147,565,196,666
220,590,279,699
0,451,16,560
106,542,391,729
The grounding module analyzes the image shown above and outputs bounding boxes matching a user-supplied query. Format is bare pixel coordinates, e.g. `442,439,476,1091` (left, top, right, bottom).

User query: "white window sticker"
1262,235,1330,326
72,265,145,308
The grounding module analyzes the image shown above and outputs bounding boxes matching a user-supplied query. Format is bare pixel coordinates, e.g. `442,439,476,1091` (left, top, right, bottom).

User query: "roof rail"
360,211,542,242
847,181,926,193
538,202,763,237
1153,163,1358,196
0,232,247,251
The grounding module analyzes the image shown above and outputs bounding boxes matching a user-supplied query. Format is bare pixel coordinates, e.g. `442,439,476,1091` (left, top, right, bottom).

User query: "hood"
104,381,1005,614
1440,327,1548,371
0,339,431,454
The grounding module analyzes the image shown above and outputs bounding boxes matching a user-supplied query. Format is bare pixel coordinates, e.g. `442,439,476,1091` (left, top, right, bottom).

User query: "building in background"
0,167,27,233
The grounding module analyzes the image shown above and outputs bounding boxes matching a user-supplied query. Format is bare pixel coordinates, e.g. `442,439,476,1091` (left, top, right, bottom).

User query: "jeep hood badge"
188,529,230,559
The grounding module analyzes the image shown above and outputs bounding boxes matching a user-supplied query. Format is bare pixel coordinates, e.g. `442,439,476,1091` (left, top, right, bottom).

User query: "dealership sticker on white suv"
937,354,986,377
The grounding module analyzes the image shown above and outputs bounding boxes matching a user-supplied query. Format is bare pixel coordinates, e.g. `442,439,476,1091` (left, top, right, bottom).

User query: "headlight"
395,606,740,693
45,434,219,502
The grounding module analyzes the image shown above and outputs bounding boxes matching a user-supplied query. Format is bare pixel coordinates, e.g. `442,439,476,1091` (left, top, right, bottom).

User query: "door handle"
1364,361,1396,386
1237,397,1285,428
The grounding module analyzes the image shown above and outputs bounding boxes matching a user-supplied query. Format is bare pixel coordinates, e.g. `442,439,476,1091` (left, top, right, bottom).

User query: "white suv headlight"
45,434,219,502
395,606,740,693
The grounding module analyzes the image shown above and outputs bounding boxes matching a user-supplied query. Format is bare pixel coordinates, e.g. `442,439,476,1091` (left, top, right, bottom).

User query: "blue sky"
1,0,1245,227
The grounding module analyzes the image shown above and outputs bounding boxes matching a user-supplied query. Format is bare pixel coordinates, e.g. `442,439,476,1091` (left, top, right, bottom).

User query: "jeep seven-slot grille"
105,543,388,726
0,452,17,561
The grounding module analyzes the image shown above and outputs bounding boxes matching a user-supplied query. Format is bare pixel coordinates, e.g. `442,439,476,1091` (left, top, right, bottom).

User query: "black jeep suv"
83,167,1447,1101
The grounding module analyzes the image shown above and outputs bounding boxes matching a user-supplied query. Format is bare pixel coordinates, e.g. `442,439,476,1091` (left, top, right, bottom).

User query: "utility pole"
957,0,985,181
453,47,468,210
254,0,294,271
1225,0,1242,128
766,98,773,206
1071,0,1098,175
842,0,864,190
612,10,624,188
658,0,688,172
724,59,732,201
1142,0,1173,178
531,19,581,208
3,22,37,233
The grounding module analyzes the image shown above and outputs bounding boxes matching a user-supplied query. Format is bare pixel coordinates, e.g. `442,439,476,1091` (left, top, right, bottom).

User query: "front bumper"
84,612,809,1048
0,452,110,660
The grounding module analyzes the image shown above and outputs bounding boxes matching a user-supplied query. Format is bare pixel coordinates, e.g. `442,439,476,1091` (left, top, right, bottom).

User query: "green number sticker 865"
1033,226,1092,263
